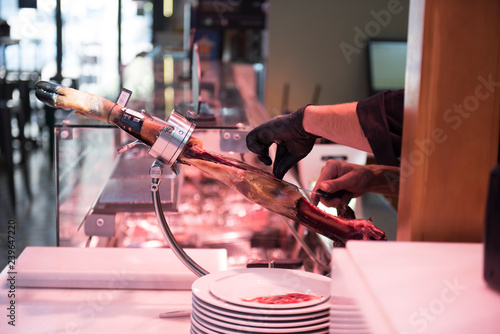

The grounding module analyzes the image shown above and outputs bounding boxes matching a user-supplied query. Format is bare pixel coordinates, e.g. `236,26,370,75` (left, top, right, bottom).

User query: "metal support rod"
118,0,123,89
279,216,330,273
150,161,209,277
54,0,63,83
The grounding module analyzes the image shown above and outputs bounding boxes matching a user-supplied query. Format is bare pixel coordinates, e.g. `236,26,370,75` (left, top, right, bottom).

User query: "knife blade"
299,188,351,200
299,188,357,219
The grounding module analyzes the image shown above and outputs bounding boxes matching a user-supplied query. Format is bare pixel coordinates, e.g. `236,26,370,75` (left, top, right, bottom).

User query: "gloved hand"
246,106,318,179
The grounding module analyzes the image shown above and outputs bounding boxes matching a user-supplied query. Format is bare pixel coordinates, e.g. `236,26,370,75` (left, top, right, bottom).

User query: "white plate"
193,296,330,322
192,311,330,334
192,269,330,316
329,314,367,325
329,319,369,330
193,299,329,328
330,308,364,317
209,268,330,309
331,305,361,312
329,295,360,310
191,315,217,334
328,327,371,334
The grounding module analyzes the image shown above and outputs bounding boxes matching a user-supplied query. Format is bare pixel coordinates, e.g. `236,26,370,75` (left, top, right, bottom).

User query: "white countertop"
332,241,500,334
0,273,192,333
4,243,500,333
0,247,229,333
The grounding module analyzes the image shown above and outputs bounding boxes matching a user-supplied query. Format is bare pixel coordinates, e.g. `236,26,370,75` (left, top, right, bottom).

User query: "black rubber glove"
246,106,319,179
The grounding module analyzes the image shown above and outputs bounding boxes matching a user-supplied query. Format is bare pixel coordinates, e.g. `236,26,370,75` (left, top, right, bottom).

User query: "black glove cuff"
294,105,320,140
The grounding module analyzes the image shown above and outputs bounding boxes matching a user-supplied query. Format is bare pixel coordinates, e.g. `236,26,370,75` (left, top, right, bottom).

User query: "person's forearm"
302,103,372,153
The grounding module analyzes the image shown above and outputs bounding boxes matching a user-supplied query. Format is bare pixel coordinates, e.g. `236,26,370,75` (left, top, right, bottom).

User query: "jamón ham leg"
35,81,387,245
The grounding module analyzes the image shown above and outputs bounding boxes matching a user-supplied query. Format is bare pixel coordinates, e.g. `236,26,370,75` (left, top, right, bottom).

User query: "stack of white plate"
329,296,371,334
190,268,331,334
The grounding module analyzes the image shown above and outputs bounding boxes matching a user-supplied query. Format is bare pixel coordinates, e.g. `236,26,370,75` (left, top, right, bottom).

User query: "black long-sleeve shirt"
356,90,404,166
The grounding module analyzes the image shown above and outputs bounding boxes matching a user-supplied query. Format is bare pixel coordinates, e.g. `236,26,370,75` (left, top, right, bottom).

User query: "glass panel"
56,125,117,246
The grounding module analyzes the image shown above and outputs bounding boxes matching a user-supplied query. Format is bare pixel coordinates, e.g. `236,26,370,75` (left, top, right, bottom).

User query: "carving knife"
300,188,351,200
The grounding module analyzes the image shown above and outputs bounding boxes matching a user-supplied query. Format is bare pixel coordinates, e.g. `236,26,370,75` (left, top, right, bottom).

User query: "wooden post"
397,0,500,241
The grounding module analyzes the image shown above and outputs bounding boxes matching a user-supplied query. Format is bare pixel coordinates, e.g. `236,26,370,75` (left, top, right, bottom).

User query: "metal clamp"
148,111,195,167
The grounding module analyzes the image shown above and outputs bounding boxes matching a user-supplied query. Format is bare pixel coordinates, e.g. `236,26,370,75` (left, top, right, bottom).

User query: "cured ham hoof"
35,81,63,108
34,81,114,124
